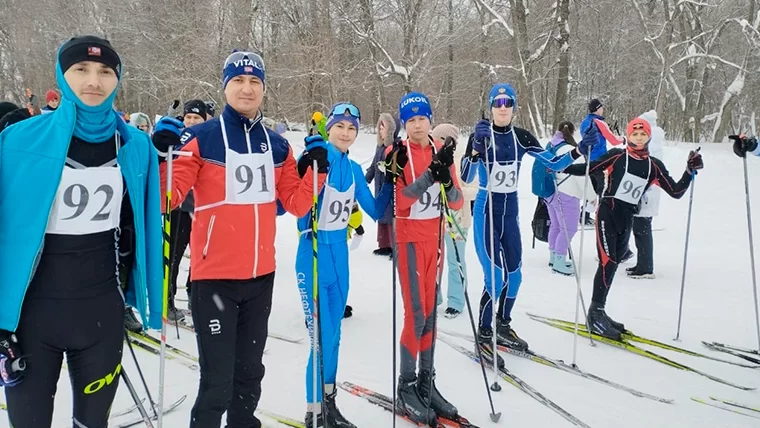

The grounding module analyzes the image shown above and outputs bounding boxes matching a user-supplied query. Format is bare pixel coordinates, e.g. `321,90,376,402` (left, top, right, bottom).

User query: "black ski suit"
5,136,132,428
564,148,693,305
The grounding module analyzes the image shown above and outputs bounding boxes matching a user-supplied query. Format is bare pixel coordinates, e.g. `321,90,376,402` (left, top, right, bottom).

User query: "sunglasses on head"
224,51,265,72
632,123,645,130
330,103,361,121
491,97,514,109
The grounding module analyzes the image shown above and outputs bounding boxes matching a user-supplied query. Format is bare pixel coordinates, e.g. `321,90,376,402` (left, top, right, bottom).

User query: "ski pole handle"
11,357,26,372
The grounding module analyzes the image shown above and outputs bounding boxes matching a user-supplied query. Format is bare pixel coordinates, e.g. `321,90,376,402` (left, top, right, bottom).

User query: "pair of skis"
438,329,673,403
437,335,592,427
126,331,199,371
703,341,760,365
528,313,756,390
691,396,760,420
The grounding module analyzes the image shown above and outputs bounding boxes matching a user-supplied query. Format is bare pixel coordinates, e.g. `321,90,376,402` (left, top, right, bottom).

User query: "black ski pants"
4,285,124,428
169,209,192,305
189,274,274,428
632,216,654,273
592,203,634,306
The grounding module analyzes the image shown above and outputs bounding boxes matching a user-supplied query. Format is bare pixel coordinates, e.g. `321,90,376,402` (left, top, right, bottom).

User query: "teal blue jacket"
0,100,164,332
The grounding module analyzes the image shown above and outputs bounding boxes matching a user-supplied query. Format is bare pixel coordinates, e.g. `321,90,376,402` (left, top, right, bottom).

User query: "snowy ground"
3,131,760,427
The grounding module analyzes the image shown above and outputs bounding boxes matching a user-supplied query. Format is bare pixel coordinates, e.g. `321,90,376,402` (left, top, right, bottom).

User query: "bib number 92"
62,183,115,221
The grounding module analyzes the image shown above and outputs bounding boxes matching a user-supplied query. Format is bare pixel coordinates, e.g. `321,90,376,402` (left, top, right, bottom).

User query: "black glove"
0,329,25,387
303,135,329,173
429,162,453,189
729,135,758,158
384,141,408,183
687,149,704,174
434,137,456,167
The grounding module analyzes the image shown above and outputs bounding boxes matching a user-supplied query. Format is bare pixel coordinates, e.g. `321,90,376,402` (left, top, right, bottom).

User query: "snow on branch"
670,53,746,72
472,0,514,37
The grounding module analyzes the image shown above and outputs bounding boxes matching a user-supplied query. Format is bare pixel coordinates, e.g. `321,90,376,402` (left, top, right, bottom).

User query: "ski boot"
397,376,438,426
477,327,505,368
304,410,325,428
626,268,655,279
124,307,143,333
620,249,634,264
496,317,529,351
587,303,622,340
373,247,392,257
443,307,461,319
417,370,458,420
343,305,353,319
551,252,574,276
324,386,357,428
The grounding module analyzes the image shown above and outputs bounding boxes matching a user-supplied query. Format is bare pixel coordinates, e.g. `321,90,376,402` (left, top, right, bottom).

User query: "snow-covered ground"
3,131,760,427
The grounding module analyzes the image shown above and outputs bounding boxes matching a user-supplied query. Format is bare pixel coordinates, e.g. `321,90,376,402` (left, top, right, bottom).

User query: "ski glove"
578,123,599,156
384,141,409,183
433,137,456,167
472,120,491,154
429,162,454,190
302,135,329,174
729,135,758,158
152,116,185,156
0,329,25,387
686,149,704,174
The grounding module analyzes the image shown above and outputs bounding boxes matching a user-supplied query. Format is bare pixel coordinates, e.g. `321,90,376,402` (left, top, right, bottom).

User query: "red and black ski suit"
564,146,693,306
389,138,463,380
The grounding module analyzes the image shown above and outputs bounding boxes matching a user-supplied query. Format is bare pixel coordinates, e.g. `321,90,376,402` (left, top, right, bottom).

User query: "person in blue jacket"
295,102,391,428
0,36,163,427
730,134,759,157
461,83,588,353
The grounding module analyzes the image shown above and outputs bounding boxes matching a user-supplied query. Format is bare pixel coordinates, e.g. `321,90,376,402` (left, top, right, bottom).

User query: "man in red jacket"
154,51,328,428
387,92,463,425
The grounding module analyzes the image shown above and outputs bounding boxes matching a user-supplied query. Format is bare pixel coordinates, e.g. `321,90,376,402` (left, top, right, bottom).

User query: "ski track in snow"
3,133,760,428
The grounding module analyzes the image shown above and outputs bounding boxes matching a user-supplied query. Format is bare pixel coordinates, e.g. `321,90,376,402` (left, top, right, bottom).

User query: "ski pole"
425,183,447,426
121,368,155,428
551,175,593,361
390,149,400,428
124,329,159,416
573,155,595,367
675,171,696,341
742,155,760,353
440,183,501,422
308,119,326,426
485,126,501,392
169,210,182,341
157,145,173,428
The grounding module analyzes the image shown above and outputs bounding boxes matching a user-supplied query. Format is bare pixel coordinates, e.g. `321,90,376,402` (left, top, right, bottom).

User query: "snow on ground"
3,132,760,427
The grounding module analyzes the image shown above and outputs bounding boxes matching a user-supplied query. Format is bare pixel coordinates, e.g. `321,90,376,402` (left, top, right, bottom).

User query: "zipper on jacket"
203,214,216,259
244,125,260,277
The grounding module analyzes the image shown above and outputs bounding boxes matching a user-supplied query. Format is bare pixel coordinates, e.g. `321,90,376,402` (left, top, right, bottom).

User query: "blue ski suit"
460,124,580,329
295,142,391,403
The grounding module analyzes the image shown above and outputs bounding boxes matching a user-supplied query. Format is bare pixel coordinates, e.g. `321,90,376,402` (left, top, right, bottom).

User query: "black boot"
124,307,143,333
604,311,626,333
587,303,622,340
477,327,505,368
324,388,357,428
397,376,437,426
417,370,458,420
304,410,325,428
495,317,529,351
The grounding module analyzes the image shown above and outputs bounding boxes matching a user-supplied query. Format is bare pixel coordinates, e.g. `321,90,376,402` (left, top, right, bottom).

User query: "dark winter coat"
365,113,396,224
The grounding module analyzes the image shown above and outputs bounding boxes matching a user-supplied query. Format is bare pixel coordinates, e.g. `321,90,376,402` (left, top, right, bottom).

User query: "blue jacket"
580,113,608,161
0,100,164,332
460,125,578,206
297,144,391,243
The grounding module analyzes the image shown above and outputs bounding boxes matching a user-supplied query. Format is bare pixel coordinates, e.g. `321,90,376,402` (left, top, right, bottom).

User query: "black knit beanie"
58,35,121,78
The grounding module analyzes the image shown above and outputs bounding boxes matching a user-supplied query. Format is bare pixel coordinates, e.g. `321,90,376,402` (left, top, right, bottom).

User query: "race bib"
318,183,355,231
47,166,124,235
614,155,650,205
410,184,442,220
225,149,275,204
489,161,519,194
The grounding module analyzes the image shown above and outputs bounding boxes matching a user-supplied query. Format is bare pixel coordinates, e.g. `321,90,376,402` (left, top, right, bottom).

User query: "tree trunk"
444,0,454,121
552,0,571,130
